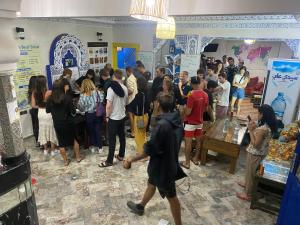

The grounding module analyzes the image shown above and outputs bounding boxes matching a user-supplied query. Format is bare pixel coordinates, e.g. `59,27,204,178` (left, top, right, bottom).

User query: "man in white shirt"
126,67,138,138
99,69,128,167
215,73,231,119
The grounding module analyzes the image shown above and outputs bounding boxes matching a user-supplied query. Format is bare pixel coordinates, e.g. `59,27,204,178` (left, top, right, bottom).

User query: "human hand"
178,81,182,88
248,121,257,131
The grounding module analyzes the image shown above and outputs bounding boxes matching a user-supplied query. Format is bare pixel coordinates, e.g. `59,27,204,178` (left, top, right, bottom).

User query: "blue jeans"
85,112,103,148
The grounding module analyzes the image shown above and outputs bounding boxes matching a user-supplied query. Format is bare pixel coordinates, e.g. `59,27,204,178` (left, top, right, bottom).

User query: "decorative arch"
46,34,89,88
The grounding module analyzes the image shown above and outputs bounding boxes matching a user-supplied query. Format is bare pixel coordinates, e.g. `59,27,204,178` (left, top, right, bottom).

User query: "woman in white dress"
32,76,58,155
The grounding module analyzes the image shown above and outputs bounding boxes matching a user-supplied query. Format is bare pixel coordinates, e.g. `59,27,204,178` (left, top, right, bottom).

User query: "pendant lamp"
156,17,176,39
130,0,169,22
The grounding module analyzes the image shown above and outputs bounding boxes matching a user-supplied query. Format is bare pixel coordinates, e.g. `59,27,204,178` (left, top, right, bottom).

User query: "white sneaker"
54,149,60,154
51,151,59,157
98,148,103,154
44,150,49,155
90,147,95,153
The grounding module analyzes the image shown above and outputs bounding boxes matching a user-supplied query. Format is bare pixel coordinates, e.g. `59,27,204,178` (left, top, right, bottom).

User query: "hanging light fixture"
244,39,256,45
130,0,169,22
156,16,176,39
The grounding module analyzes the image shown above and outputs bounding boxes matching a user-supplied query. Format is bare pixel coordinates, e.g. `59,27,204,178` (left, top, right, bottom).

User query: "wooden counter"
200,118,247,174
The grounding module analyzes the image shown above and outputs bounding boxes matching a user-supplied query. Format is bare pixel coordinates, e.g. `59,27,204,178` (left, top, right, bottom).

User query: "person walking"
124,93,186,225
99,69,128,167
215,73,231,119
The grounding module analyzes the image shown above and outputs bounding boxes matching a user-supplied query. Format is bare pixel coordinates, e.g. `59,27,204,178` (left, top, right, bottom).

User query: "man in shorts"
181,76,208,169
125,94,186,225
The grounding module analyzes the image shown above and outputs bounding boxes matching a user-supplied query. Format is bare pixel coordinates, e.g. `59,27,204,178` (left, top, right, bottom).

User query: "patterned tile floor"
24,136,276,225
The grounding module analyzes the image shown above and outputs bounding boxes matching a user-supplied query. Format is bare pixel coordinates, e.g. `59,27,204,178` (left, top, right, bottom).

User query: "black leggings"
30,108,39,142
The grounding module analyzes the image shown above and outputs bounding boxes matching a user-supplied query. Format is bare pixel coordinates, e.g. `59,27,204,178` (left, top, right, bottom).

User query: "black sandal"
115,155,124,161
98,161,113,168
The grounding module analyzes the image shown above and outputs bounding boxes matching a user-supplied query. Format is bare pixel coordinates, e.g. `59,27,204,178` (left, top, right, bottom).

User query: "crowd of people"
27,57,277,225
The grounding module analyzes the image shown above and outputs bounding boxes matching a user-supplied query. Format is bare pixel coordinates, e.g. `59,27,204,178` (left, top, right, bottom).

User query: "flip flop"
115,155,124,161
180,161,190,169
191,159,199,166
237,181,246,188
77,156,85,163
236,192,251,201
98,162,113,168
64,159,71,167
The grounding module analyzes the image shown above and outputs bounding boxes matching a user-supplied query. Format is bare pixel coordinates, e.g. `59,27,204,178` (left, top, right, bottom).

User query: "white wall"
12,18,114,75
113,24,155,52
203,39,293,81
0,18,114,138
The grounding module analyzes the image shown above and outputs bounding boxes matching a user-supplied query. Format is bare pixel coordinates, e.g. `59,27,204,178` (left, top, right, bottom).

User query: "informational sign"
138,51,154,76
180,54,201,77
263,59,300,124
14,43,42,110
87,42,108,76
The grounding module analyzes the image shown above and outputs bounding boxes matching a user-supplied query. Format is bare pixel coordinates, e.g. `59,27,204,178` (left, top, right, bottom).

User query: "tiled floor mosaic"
24,137,276,225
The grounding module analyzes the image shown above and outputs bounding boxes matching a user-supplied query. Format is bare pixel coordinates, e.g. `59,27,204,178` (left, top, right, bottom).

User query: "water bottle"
271,92,286,120
223,119,229,133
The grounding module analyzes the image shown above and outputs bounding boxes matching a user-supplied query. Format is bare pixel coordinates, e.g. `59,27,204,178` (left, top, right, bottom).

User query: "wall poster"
87,42,108,76
14,43,42,111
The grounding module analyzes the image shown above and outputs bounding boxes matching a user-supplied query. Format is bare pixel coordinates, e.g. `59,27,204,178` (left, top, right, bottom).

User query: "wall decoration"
46,34,89,88
14,43,42,110
180,54,201,77
138,51,154,76
87,42,108,76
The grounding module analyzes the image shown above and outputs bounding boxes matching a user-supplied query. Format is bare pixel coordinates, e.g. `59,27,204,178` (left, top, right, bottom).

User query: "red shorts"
184,124,203,138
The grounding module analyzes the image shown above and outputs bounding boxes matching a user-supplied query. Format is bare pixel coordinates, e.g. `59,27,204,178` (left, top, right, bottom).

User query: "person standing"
222,55,229,68
177,71,192,121
225,57,238,86
33,76,58,156
28,76,39,147
99,69,128,167
126,66,138,138
75,69,96,89
132,76,150,154
77,79,103,154
124,94,186,225
215,73,231,119
230,67,250,116
181,76,208,169
46,80,84,166
236,105,276,201
205,65,218,82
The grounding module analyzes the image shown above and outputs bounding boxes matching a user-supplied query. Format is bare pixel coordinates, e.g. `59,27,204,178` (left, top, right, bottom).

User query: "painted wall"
203,39,293,81
0,18,114,76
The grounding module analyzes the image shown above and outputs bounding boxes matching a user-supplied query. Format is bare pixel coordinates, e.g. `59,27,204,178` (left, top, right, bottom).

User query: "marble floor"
24,136,276,225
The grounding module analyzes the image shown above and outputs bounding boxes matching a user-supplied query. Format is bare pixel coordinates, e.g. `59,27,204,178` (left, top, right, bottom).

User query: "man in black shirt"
124,94,186,225
203,80,218,122
224,57,238,85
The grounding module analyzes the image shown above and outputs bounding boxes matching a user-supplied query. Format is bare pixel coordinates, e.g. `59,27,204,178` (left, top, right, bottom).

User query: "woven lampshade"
130,0,169,22
156,17,176,39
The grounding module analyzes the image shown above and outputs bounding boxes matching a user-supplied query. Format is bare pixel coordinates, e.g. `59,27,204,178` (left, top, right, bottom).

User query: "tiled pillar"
0,70,25,157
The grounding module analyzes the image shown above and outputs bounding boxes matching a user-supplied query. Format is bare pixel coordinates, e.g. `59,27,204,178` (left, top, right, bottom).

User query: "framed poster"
87,42,108,76
180,54,201,77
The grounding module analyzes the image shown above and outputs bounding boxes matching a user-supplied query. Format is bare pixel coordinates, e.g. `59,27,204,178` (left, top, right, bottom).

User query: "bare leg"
192,136,202,162
140,183,156,207
236,99,242,116
231,97,237,113
184,137,192,168
59,147,69,166
167,196,182,225
73,139,83,161
50,142,55,153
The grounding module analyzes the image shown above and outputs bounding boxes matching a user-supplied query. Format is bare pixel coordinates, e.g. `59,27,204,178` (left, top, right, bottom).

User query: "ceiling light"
244,39,256,45
130,0,169,22
156,17,176,39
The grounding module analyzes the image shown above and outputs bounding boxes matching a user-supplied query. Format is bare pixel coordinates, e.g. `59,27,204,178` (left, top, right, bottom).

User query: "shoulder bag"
95,91,105,117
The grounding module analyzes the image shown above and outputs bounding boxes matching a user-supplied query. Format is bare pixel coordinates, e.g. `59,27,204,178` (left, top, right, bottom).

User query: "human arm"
248,121,267,149
184,93,193,116
239,77,249,89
